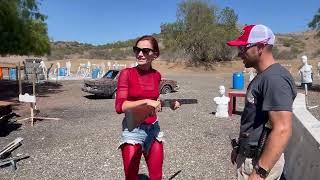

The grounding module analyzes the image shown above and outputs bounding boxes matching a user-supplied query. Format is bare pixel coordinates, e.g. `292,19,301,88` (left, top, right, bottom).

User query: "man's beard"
243,59,254,68
244,62,251,68
243,56,258,68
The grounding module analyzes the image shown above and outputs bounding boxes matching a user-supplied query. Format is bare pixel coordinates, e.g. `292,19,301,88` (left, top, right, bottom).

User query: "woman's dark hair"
135,35,160,57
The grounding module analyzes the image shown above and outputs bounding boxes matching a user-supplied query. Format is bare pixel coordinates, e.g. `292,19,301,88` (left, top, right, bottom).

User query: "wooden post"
56,67,58,84
18,62,22,95
15,65,18,83
32,67,36,126
33,67,36,96
30,102,34,127
8,67,11,80
304,83,310,109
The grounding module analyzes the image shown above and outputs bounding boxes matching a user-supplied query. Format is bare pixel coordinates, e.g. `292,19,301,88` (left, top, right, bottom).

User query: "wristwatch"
254,164,269,178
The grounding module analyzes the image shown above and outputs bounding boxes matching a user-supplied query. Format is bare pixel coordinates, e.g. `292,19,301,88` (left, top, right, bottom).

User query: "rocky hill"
274,30,320,59
48,30,320,61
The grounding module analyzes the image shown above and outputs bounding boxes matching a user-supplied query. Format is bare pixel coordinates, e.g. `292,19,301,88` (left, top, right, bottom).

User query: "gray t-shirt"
239,63,297,146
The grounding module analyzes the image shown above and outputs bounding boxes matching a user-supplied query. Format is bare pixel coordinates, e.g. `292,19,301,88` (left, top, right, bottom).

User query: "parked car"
81,69,179,98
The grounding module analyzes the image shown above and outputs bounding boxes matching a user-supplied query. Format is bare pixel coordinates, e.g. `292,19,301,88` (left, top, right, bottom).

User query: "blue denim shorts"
120,119,164,154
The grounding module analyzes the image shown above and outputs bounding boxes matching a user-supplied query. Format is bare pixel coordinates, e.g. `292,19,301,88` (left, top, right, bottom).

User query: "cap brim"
226,40,248,46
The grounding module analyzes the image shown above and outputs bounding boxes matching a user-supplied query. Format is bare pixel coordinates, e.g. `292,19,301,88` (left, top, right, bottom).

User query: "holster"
238,144,258,159
255,127,272,159
238,126,272,160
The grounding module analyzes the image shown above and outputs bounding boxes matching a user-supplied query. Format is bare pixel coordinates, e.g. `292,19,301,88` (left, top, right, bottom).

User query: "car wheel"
161,85,172,94
112,91,117,99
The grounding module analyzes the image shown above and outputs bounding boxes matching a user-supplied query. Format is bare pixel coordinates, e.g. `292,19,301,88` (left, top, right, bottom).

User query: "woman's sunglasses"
133,46,154,55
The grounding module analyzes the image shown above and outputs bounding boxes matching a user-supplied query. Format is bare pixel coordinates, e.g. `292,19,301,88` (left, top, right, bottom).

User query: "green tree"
308,8,320,37
0,0,50,56
161,0,239,65
160,23,179,49
218,7,237,28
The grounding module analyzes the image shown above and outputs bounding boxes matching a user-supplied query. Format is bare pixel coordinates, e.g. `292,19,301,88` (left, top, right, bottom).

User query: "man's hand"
248,170,264,180
230,148,237,165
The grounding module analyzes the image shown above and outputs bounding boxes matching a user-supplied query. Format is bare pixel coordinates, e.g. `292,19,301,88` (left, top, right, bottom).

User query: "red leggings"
121,140,163,180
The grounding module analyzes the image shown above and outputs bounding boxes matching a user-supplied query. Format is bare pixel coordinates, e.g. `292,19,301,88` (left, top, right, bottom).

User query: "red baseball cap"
227,24,275,46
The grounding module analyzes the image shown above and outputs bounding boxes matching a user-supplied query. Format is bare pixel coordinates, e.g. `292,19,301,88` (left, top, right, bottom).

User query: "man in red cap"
227,24,297,180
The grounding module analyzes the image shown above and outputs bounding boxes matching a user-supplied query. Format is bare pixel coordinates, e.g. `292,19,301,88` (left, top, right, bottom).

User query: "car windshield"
103,70,119,79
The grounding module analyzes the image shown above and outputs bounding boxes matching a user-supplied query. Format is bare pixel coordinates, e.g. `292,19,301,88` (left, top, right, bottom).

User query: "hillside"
47,30,319,61
274,30,320,59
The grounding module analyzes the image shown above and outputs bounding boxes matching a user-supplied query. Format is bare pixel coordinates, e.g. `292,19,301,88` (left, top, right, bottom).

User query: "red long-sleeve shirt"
115,67,161,124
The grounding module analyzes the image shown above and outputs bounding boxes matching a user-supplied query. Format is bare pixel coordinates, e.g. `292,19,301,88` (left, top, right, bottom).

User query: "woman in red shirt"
115,35,179,180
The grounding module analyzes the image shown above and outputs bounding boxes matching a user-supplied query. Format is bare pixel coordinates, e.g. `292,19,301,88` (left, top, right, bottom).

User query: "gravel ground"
1,71,319,180
0,73,240,180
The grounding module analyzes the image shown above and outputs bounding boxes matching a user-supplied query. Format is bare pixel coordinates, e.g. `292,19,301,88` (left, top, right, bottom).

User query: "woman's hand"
145,99,162,113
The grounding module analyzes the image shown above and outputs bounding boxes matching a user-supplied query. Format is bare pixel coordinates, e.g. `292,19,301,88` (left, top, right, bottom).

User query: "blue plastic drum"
59,68,66,76
9,68,17,80
233,72,244,90
91,68,100,79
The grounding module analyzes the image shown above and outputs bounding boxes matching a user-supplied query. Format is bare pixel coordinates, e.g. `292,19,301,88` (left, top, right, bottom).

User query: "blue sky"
39,0,319,45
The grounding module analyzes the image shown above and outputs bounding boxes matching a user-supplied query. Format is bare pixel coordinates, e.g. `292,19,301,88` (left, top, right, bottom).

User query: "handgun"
124,98,198,131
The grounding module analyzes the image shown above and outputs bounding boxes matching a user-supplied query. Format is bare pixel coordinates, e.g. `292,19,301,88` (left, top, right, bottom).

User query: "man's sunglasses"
133,46,154,55
238,42,268,53
238,43,259,53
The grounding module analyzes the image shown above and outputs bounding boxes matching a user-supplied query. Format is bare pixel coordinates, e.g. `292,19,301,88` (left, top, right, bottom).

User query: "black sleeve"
261,76,295,112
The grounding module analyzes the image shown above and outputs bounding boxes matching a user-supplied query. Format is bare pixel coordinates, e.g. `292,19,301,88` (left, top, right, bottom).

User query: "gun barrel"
161,99,198,107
